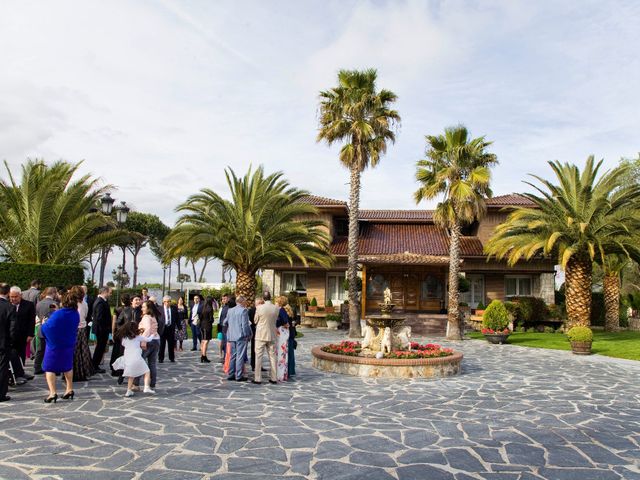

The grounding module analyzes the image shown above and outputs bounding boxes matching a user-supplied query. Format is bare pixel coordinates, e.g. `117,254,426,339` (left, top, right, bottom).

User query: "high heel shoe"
200,355,205,363
62,391,75,400
44,394,58,403
202,356,211,363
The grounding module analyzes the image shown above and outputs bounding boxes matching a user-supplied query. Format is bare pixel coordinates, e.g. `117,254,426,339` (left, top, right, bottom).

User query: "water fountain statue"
362,288,411,353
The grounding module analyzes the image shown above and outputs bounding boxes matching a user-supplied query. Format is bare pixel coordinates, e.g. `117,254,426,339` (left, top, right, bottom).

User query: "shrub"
325,313,341,322
482,300,510,331
543,326,555,333
547,304,566,320
516,326,526,333
0,262,84,290
526,327,536,333
459,301,469,307
326,298,333,307
567,326,593,342
458,275,470,293
310,297,317,307
504,301,519,321
475,302,486,311
511,296,548,323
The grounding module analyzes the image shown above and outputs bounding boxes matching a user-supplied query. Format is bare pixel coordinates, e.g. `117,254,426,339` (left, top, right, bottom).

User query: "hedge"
0,262,84,290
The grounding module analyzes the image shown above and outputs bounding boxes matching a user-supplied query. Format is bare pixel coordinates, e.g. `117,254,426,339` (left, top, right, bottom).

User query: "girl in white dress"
112,321,155,397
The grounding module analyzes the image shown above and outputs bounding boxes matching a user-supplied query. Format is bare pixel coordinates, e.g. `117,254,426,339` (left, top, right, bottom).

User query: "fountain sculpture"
362,288,412,353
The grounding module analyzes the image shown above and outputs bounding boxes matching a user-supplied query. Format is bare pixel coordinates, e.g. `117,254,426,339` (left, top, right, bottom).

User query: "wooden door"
389,273,404,309
404,273,420,311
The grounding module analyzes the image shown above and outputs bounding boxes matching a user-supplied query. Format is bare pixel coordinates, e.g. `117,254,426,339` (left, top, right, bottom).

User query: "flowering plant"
386,345,454,359
321,341,362,357
481,327,510,335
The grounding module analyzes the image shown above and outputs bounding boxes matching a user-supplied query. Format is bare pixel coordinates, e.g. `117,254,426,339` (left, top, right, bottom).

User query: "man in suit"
22,279,41,304
252,292,279,384
158,296,178,363
9,286,36,366
131,295,143,325
34,287,58,374
224,296,252,382
189,295,203,351
91,287,112,373
0,283,17,401
248,297,264,371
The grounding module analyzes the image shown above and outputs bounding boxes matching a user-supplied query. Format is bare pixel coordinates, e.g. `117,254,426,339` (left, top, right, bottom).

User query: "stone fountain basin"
311,346,463,379
366,315,406,330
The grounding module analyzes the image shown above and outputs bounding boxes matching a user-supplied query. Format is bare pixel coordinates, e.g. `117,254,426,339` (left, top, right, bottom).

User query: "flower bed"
321,340,454,359
481,328,510,335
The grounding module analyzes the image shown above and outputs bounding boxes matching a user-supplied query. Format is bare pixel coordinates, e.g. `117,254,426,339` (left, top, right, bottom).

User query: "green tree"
164,166,333,302
486,157,640,328
0,159,122,265
414,125,497,340
124,211,170,286
317,68,400,338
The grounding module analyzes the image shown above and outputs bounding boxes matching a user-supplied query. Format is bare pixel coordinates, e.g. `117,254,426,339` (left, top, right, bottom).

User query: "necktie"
166,307,171,326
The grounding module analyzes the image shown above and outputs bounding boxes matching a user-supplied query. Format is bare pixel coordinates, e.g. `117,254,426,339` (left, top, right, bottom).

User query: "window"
460,274,484,308
505,276,532,297
327,273,346,304
334,218,349,237
282,272,307,294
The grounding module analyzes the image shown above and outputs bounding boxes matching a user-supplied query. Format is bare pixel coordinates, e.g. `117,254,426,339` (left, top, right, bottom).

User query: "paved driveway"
1,329,639,479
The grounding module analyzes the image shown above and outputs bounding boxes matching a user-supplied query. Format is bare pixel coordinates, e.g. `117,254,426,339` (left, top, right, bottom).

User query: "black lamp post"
98,193,129,287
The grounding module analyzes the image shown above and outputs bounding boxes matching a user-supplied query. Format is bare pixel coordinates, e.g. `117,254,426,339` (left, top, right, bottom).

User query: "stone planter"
570,340,592,355
324,306,335,313
484,333,510,344
629,318,640,332
326,320,340,330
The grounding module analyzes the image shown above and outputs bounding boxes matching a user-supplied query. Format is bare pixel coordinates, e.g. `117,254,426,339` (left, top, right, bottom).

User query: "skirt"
74,329,95,381
176,320,187,342
276,326,289,382
44,346,74,374
112,354,150,379
200,323,213,341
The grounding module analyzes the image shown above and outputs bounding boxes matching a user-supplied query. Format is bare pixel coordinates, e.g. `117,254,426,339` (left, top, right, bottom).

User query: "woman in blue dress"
41,286,84,403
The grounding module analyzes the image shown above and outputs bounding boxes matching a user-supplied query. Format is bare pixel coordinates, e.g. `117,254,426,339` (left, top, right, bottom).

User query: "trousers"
253,340,277,383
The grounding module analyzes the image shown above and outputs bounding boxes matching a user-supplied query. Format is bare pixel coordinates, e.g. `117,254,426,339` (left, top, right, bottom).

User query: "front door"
404,273,420,311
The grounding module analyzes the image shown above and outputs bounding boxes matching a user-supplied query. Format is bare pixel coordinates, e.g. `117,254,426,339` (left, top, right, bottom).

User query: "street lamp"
98,193,129,287
101,192,115,215
112,265,130,306
115,201,130,224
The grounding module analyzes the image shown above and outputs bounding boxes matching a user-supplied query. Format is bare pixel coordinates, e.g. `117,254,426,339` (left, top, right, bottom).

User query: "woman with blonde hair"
275,296,293,381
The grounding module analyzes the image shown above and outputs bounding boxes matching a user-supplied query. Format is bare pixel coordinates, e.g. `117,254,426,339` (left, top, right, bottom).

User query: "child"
112,321,155,397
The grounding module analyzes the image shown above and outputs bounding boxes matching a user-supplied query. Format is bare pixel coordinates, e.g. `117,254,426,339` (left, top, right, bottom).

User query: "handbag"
192,314,200,327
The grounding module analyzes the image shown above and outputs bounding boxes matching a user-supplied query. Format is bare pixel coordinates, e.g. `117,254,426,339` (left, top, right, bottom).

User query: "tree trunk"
603,271,620,332
236,269,257,304
198,257,209,282
446,221,462,340
565,256,592,328
121,246,127,271
347,166,362,338
132,248,140,287
191,260,197,282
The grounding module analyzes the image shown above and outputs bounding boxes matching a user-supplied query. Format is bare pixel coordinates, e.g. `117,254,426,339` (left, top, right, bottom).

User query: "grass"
467,330,640,361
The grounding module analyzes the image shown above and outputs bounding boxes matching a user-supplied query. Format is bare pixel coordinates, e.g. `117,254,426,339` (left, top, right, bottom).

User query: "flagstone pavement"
1,328,640,480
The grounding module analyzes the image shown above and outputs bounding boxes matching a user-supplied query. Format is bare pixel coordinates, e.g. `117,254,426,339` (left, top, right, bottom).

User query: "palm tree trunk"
446,221,462,340
565,256,592,328
347,166,362,338
603,271,620,332
198,257,210,282
236,269,257,303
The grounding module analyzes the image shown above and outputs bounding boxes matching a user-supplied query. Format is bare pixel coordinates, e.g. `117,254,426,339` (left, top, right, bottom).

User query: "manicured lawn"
467,330,640,361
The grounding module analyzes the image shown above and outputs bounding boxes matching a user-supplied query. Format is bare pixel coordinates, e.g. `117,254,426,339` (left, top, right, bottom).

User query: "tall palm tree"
317,68,400,338
486,157,640,328
601,256,628,332
164,166,333,302
414,126,498,340
0,159,122,265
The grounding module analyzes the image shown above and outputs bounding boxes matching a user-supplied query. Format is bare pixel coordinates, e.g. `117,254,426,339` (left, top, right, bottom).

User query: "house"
262,194,555,334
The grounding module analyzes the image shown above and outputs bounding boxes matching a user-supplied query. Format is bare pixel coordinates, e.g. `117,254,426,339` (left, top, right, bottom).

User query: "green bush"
567,326,593,342
326,298,333,307
516,326,526,333
547,303,566,320
504,301,519,320
310,297,318,307
475,302,486,310
543,326,555,333
482,300,510,331
458,275,470,293
325,313,341,322
0,262,84,289
526,327,536,333
511,296,548,323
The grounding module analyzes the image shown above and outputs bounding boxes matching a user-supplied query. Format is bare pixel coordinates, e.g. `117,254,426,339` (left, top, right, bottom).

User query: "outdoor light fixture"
100,192,115,215
115,201,130,224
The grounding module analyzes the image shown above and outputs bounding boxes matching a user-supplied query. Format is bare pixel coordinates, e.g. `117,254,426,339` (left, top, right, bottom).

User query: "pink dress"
276,326,289,381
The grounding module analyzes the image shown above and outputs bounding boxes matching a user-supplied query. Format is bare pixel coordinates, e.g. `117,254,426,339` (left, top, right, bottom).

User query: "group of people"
0,281,299,403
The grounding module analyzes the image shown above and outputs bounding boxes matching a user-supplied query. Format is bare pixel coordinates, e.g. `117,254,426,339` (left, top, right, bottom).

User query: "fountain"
311,287,463,378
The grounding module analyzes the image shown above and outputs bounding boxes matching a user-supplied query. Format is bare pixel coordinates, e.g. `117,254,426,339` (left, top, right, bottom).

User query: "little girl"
112,321,155,397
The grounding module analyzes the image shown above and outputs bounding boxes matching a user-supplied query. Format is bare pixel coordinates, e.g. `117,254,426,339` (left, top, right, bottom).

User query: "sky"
1,0,639,283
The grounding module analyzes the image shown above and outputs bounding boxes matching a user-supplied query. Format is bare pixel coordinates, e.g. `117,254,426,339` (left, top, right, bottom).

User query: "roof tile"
486,193,535,206
297,195,347,207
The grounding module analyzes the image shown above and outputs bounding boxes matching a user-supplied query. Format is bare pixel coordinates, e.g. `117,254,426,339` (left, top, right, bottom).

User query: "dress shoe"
23,374,34,381
190,348,197,351
251,380,261,385
94,368,106,374
158,360,164,363
0,395,10,402
15,377,27,385
117,376,124,385
236,377,248,382
261,367,268,371
268,380,277,385
227,376,235,381
170,360,175,363
44,394,58,403
62,390,75,400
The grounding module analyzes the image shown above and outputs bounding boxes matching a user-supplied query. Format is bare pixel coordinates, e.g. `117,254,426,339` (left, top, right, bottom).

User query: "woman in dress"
199,296,214,363
73,286,94,382
175,297,188,352
275,296,291,382
41,286,84,403
285,303,296,377
112,321,155,397
110,294,132,379
136,300,160,390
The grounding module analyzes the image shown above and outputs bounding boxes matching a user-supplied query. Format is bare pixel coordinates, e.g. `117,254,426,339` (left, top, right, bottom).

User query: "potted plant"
325,313,341,330
325,298,335,313
308,297,318,312
481,300,511,344
567,326,593,355
474,302,486,317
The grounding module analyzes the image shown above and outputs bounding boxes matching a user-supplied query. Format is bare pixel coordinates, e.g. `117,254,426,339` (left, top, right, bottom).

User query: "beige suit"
253,301,279,382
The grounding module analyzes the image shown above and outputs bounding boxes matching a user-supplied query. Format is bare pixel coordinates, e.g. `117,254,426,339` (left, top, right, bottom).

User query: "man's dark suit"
91,296,112,370
159,304,178,363
11,299,36,364
189,302,203,350
248,306,257,371
0,297,17,400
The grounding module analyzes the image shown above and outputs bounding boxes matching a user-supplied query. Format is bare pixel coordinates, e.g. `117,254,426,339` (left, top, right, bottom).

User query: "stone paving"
1,329,640,479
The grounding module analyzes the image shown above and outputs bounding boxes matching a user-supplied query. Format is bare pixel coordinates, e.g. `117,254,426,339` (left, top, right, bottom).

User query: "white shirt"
164,306,172,326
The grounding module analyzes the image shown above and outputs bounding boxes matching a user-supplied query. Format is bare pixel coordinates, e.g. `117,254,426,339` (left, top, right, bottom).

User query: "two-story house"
262,194,555,334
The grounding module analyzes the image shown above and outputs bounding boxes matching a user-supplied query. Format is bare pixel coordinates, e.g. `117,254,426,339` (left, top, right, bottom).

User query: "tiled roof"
331,223,484,258
486,193,535,206
359,210,434,221
359,253,451,265
297,195,347,207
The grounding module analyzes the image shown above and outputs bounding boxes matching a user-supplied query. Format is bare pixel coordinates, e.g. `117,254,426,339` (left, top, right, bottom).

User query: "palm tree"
486,157,640,328
414,126,498,340
164,166,333,302
317,68,400,338
0,159,122,265
601,256,628,332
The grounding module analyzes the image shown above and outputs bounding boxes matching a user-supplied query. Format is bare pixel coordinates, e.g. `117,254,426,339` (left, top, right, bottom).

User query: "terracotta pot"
484,333,510,345
475,309,485,317
325,306,335,313
570,340,592,355
308,306,318,312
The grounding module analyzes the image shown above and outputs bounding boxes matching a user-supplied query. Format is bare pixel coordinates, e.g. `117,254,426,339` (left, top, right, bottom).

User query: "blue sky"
1,0,639,283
